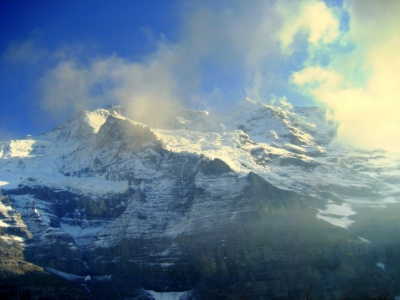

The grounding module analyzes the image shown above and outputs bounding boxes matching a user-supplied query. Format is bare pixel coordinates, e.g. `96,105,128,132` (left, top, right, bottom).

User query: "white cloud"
277,0,340,52
292,66,342,88
40,59,92,114
292,0,400,152
39,43,182,127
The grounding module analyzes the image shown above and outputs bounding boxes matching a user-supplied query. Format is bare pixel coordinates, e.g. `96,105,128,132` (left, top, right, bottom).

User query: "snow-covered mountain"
1,98,400,299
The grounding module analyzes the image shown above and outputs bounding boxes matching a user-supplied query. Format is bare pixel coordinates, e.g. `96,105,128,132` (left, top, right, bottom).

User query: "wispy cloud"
176,0,285,103
27,0,290,119
2,39,47,64
39,43,183,127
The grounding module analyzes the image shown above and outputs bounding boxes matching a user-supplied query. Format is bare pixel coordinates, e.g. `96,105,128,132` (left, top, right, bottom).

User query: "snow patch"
146,290,192,300
60,219,107,248
316,203,356,229
284,143,306,153
358,236,371,243
0,235,24,244
45,267,84,281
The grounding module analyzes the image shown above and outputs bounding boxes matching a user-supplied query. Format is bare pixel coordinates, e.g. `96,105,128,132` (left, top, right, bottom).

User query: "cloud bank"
291,0,400,152
3,0,400,152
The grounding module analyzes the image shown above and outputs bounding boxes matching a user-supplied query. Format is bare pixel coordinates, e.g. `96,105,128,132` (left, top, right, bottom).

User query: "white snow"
0,146,129,193
0,198,30,242
376,263,385,270
284,143,306,153
316,214,354,229
1,100,400,244
45,267,84,281
60,219,108,248
84,111,110,133
358,236,371,243
316,203,357,229
0,235,24,244
317,203,356,217
0,202,11,227
146,290,191,300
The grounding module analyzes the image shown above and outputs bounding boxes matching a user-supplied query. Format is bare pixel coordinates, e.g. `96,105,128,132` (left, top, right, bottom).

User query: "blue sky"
0,0,179,138
1,0,400,152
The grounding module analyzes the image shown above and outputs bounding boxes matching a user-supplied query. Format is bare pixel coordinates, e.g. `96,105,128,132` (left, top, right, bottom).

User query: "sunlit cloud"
39,43,182,127
291,0,400,152
276,0,340,53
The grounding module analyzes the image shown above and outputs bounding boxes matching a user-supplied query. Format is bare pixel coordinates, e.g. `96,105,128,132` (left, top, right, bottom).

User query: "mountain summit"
1,99,400,299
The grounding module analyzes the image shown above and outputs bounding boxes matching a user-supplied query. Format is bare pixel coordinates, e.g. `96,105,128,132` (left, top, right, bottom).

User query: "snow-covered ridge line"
1,100,400,231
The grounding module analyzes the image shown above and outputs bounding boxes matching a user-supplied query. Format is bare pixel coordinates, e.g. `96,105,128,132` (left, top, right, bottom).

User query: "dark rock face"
0,194,91,299
4,167,400,299
95,116,158,150
0,272,91,300
198,158,232,175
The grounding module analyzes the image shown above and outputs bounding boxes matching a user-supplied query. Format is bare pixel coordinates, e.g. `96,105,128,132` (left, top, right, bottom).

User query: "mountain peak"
231,97,262,111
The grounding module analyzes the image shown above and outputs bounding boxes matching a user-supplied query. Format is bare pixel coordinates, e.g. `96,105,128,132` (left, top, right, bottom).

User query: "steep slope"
0,101,400,299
